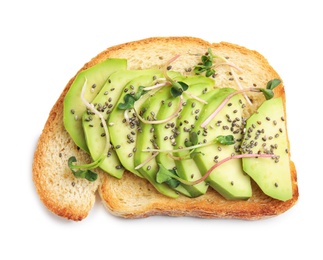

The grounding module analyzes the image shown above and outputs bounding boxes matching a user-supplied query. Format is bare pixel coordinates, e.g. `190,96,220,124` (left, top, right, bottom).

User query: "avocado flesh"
193,88,252,200
63,58,127,152
108,72,163,178
82,69,159,178
155,77,216,197
242,97,292,201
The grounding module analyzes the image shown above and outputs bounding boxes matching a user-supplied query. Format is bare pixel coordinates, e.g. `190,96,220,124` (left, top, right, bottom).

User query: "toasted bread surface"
33,37,298,221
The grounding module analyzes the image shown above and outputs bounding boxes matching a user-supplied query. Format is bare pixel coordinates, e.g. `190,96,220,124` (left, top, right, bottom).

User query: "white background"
1,0,322,259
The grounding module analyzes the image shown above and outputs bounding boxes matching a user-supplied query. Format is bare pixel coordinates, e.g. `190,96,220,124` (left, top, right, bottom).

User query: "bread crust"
33,36,298,220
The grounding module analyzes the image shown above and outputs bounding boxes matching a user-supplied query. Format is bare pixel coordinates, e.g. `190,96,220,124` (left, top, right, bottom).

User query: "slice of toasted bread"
32,36,298,221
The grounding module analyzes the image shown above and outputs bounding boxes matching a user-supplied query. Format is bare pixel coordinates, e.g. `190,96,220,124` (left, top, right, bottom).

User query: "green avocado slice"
242,97,292,201
194,88,252,200
63,58,127,152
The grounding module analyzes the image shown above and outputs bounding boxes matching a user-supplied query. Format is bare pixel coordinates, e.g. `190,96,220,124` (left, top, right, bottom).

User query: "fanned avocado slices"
64,57,292,201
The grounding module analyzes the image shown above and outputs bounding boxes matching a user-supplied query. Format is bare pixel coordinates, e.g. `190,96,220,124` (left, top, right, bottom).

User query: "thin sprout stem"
178,153,274,186
136,95,183,125
200,88,261,128
213,54,243,72
214,62,243,72
167,152,190,161
212,54,252,105
134,152,159,170
69,156,104,170
183,91,208,104
163,54,181,82
124,109,130,125
142,141,214,153
168,54,181,64
230,67,252,106
142,82,170,91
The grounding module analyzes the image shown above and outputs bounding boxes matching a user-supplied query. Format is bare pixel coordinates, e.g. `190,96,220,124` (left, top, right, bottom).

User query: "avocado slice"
155,76,216,197
82,69,159,178
108,72,163,178
193,88,252,200
63,58,127,152
241,97,292,201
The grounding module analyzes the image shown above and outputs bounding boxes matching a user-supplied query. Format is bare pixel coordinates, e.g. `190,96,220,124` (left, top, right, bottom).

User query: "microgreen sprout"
166,132,204,160
215,135,235,145
148,134,233,161
163,54,207,103
142,141,213,153
134,151,159,170
200,79,281,128
142,134,234,154
212,54,251,104
184,131,198,147
193,49,254,105
156,153,275,186
170,81,188,98
167,150,204,161
118,86,147,110
135,95,184,125
142,82,170,91
193,48,216,77
68,156,99,181
156,164,181,188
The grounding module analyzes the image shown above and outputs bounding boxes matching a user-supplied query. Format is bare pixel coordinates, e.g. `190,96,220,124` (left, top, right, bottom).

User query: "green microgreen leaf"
68,156,77,167
134,86,147,100
189,151,204,159
170,86,183,97
266,78,281,90
259,79,281,100
178,81,189,91
118,86,147,110
68,156,98,182
118,94,136,110
193,48,215,77
205,68,215,77
185,131,198,147
193,65,206,75
259,88,274,100
156,164,180,188
170,81,188,98
201,55,212,66
215,135,235,145
73,169,98,181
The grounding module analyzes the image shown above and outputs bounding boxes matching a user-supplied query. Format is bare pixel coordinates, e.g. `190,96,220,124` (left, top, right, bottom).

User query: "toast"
32,36,298,221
